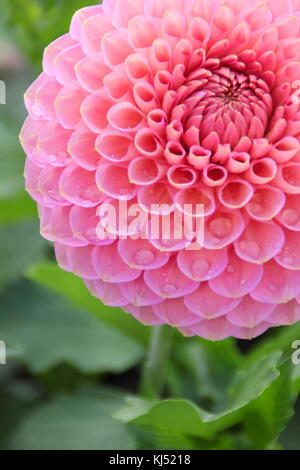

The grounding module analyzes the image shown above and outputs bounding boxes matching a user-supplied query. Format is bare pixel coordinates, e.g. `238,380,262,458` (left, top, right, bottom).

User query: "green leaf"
0,71,32,200
243,358,297,449
27,262,149,344
247,321,300,364
168,337,243,406
115,352,283,442
0,220,46,291
280,400,300,450
1,0,99,68
0,280,143,373
0,193,37,223
6,388,136,450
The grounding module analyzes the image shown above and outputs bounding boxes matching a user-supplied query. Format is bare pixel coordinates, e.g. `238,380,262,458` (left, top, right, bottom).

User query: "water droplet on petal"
134,250,155,266
209,217,232,239
86,228,98,242
281,209,299,226
283,256,293,266
162,284,177,296
82,185,100,202
239,240,261,259
227,264,235,274
191,258,210,279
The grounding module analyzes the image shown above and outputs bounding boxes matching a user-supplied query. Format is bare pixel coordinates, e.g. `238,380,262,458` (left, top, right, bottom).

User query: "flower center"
165,65,274,172
185,67,273,149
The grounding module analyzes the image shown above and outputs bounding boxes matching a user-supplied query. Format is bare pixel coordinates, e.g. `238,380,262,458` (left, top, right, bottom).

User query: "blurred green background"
0,0,300,451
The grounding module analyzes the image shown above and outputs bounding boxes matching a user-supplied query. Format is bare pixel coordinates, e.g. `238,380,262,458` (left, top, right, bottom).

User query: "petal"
267,300,300,325
235,220,284,264
93,243,142,283
120,276,163,306
277,194,300,231
227,296,276,328
81,89,112,133
96,163,137,200
118,238,170,270
251,260,300,303
209,248,263,298
184,283,241,319
218,179,254,209
60,166,104,207
275,229,300,269
246,186,286,221
189,317,239,341
177,247,228,281
203,210,245,249
68,126,101,171
144,258,199,299
85,279,128,307
124,304,164,326
153,298,200,327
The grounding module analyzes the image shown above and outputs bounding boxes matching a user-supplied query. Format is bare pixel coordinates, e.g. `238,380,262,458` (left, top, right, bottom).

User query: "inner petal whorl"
163,65,273,171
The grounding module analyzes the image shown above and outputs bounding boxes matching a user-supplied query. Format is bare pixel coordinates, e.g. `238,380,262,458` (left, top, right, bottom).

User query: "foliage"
0,0,299,451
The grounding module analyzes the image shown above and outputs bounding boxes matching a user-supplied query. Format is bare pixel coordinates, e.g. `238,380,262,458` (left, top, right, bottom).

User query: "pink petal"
184,283,241,319
209,248,263,298
118,238,170,270
120,276,163,306
203,210,245,249
177,246,228,281
218,179,254,209
124,305,164,326
246,186,286,221
275,229,300,270
277,194,300,231
96,163,137,200
267,300,300,326
144,258,199,299
153,299,200,327
60,166,104,207
251,260,300,303
227,296,276,328
93,243,141,283
85,279,128,307
235,220,284,264
189,317,240,341
68,126,101,171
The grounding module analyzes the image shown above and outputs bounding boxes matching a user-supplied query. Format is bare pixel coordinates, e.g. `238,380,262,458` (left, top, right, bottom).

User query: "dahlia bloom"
20,0,300,340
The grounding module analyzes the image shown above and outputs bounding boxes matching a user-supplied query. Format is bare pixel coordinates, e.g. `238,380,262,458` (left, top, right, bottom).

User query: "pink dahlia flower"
20,0,300,340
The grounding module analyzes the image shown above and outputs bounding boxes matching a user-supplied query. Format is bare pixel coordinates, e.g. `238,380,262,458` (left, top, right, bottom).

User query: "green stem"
140,325,174,399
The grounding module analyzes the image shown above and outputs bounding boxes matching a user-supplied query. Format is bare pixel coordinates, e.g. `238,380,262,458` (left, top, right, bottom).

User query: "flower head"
20,0,300,340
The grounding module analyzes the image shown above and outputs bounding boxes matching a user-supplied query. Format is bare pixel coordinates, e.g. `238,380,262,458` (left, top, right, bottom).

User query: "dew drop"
47,155,58,163
281,209,299,226
134,250,155,266
191,258,210,279
249,202,261,215
227,264,235,274
82,185,100,202
162,284,177,296
239,240,261,259
209,217,232,239
85,228,98,241
283,256,293,266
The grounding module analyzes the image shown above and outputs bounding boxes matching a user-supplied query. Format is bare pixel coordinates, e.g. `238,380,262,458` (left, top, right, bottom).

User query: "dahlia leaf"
26,261,150,344
115,351,282,441
0,280,143,373
243,358,297,449
0,220,46,291
4,388,135,451
280,402,300,450
167,337,243,405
